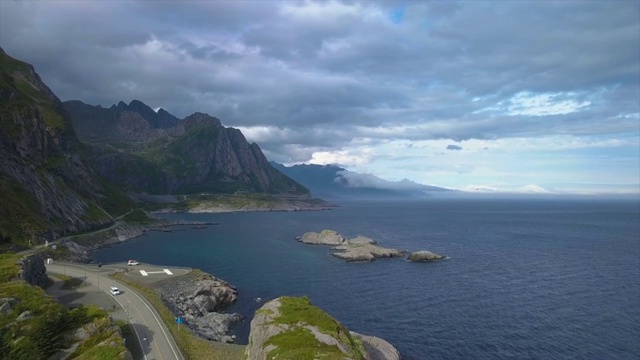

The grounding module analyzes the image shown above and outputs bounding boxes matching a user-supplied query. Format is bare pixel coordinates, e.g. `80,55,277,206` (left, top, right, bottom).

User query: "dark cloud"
446,144,462,150
0,0,637,156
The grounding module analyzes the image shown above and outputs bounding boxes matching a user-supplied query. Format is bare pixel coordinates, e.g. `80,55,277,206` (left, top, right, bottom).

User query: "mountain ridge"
65,99,308,195
272,162,450,200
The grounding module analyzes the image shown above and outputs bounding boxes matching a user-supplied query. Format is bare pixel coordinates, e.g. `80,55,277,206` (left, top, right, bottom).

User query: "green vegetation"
0,177,47,246
264,296,366,360
111,272,245,360
0,255,127,359
121,209,157,224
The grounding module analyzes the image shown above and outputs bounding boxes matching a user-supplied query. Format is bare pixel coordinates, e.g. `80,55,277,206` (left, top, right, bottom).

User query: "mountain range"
0,48,308,245
271,162,450,200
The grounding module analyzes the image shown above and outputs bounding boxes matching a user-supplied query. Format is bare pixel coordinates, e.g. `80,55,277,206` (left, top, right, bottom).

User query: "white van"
110,286,121,295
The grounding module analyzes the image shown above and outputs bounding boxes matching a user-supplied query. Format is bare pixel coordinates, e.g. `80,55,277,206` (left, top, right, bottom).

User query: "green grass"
0,254,128,359
264,296,366,360
265,327,350,360
0,253,21,282
111,272,245,360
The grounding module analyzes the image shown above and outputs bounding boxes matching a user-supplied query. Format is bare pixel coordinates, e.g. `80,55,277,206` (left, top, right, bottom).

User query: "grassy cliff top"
258,296,366,360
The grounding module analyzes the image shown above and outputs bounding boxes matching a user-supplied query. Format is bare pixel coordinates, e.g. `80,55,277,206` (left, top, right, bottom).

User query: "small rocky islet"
297,229,445,263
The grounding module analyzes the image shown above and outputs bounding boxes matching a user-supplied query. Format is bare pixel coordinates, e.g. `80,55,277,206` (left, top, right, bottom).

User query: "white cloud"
477,91,593,116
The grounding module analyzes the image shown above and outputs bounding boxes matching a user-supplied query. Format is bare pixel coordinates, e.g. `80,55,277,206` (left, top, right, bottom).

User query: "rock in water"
331,243,405,263
298,229,346,245
407,250,445,262
245,296,400,360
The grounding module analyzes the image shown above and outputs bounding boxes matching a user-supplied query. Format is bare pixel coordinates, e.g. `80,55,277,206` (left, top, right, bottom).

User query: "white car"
110,286,121,295
127,260,139,266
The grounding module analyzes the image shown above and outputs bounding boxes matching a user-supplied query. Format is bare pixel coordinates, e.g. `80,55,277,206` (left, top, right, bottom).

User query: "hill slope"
0,47,116,245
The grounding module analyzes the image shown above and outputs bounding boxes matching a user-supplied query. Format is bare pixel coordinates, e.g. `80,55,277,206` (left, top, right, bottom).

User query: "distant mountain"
64,100,308,195
271,162,450,200
0,47,118,243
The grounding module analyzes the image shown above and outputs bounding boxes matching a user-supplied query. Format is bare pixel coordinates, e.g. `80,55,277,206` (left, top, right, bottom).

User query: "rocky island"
245,296,400,360
407,250,446,262
297,230,445,263
297,230,405,262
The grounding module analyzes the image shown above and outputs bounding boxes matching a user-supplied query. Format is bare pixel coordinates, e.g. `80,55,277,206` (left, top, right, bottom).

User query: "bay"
94,198,640,359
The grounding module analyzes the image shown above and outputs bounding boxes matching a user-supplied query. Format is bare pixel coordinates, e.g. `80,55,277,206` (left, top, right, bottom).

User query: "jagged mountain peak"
183,112,222,128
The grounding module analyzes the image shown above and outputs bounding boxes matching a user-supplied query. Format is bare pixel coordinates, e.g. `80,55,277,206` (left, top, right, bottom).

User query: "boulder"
407,250,445,262
17,255,48,287
298,230,346,245
191,279,238,314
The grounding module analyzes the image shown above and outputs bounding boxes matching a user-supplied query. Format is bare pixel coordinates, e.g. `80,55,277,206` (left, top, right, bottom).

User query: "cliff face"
0,48,113,242
65,100,308,195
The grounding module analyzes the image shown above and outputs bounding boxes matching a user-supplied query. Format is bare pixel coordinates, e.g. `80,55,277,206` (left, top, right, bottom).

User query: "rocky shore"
42,219,218,263
153,270,243,343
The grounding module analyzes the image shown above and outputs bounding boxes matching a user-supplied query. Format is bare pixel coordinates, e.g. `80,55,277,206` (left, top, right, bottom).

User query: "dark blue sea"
93,198,640,360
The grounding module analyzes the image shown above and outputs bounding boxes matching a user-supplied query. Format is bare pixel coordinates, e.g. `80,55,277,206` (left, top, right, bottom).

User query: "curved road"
46,263,183,360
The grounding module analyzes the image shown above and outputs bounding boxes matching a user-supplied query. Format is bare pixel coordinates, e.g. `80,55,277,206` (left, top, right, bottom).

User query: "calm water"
94,199,640,359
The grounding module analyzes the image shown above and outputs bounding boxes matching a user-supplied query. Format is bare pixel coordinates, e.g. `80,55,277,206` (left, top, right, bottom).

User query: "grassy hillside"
0,254,128,359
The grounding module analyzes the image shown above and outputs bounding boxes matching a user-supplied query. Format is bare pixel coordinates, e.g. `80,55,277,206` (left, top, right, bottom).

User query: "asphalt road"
46,262,183,360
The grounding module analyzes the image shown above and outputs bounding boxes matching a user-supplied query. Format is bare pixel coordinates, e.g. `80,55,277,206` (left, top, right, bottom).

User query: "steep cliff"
0,48,114,243
65,100,308,195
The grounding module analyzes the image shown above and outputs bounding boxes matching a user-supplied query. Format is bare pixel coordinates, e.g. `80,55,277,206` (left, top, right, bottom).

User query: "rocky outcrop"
154,271,243,343
297,230,346,245
16,255,47,287
245,296,400,360
407,250,445,262
297,230,404,262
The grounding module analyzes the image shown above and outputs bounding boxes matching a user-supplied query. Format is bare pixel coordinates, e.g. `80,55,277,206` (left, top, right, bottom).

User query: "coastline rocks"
297,230,346,245
352,332,401,360
407,250,445,262
245,296,400,360
154,272,243,343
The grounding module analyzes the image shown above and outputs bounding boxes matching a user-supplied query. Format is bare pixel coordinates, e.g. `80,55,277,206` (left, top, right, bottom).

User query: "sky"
1,0,638,195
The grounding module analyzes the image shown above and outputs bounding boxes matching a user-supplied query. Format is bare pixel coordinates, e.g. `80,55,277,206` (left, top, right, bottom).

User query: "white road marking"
140,270,148,276
164,269,173,275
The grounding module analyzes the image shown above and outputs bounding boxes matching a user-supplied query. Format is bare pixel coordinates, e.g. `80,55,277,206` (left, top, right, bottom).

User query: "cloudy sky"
1,0,638,195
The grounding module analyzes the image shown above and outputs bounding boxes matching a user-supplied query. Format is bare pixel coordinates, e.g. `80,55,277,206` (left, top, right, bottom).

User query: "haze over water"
94,198,640,359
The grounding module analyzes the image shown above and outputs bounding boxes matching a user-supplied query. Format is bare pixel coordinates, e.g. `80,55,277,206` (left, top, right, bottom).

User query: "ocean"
93,198,640,359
